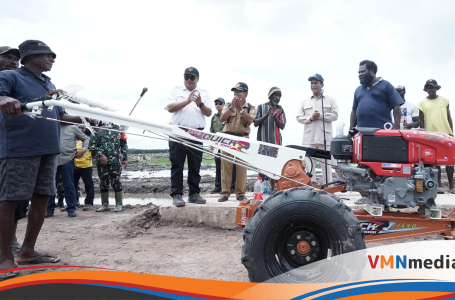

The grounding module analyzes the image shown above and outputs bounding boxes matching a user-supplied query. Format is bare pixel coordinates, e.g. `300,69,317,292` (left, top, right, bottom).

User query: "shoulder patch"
121,133,127,140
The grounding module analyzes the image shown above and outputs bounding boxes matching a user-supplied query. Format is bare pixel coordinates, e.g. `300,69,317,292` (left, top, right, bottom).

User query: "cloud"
3,0,455,149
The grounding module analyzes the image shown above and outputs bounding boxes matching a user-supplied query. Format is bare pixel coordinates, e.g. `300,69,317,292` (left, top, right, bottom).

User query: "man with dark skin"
0,46,20,71
418,79,454,193
0,46,27,256
254,91,285,130
395,85,420,129
0,41,89,275
254,87,286,192
350,60,403,132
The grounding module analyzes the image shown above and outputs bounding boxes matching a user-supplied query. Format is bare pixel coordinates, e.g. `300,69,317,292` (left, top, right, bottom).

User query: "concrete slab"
159,190,455,229
159,192,254,229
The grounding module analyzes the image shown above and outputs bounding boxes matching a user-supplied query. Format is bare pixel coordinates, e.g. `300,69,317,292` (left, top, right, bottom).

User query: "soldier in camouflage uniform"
89,123,128,212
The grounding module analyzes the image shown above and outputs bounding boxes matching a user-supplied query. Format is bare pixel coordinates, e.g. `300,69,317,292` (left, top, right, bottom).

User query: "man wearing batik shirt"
254,86,287,192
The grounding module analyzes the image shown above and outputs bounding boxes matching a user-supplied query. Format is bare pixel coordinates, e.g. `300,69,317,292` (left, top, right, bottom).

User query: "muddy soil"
88,154,256,195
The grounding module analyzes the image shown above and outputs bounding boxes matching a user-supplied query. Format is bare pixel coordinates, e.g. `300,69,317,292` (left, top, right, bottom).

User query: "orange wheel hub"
297,241,310,255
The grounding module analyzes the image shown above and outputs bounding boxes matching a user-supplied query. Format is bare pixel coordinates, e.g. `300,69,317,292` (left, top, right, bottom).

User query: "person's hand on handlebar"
0,97,22,116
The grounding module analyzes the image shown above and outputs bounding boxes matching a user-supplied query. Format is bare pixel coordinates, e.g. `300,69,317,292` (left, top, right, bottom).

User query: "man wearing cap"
218,82,255,202
210,97,236,194
0,46,20,71
165,67,212,207
418,79,454,194
254,86,287,192
0,46,28,258
297,74,338,185
0,40,87,272
350,60,403,130
393,85,420,130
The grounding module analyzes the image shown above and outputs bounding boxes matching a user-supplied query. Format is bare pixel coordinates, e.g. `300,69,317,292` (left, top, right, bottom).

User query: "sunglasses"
215,101,223,105
184,75,197,81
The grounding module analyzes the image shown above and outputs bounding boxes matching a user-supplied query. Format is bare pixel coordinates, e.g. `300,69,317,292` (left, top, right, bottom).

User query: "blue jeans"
47,160,77,213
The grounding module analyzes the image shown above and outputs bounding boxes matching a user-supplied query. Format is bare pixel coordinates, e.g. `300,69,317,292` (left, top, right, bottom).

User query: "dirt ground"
16,204,249,281
15,202,449,282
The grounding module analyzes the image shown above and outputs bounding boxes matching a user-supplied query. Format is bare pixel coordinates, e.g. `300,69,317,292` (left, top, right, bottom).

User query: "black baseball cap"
184,67,199,77
0,46,20,57
424,79,441,90
214,97,225,104
19,40,56,64
231,82,248,92
308,73,324,83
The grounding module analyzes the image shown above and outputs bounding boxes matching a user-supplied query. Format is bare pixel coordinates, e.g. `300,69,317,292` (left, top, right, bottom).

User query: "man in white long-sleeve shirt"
296,74,339,184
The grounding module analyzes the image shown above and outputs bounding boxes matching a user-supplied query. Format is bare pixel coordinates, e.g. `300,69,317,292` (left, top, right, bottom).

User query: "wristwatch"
198,102,205,108
239,108,245,114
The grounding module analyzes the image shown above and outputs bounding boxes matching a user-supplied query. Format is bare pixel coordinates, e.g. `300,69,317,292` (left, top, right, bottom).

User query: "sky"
2,0,455,149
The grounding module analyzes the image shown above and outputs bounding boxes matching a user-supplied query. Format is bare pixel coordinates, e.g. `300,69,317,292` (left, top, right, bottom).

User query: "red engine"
330,128,454,217
351,129,455,177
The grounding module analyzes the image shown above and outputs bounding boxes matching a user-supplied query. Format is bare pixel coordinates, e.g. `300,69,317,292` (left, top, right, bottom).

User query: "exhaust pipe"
337,161,368,176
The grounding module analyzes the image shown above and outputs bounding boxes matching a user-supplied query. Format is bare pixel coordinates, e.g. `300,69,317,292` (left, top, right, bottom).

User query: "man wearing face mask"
297,74,338,185
165,67,212,207
350,60,403,130
254,86,287,192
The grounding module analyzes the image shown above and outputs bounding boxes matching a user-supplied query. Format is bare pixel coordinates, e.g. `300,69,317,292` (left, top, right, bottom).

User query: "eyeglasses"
233,89,245,94
184,75,197,81
215,101,223,105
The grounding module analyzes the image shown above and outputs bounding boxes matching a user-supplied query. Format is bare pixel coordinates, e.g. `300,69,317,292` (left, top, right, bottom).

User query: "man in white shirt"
392,85,420,129
296,74,339,185
164,67,212,207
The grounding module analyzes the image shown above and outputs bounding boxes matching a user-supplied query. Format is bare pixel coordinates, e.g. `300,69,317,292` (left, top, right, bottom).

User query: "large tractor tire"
241,187,365,283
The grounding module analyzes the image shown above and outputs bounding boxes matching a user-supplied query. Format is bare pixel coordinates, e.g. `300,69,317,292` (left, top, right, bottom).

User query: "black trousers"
74,167,95,205
169,140,202,196
215,156,236,190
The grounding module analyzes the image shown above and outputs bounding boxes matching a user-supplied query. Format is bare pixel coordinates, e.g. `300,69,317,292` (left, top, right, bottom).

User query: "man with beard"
297,74,338,185
350,60,403,130
0,46,28,255
165,67,212,207
393,85,420,130
418,79,453,194
254,86,287,192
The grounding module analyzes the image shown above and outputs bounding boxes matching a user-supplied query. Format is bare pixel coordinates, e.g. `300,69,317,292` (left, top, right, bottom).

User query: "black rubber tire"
241,187,365,283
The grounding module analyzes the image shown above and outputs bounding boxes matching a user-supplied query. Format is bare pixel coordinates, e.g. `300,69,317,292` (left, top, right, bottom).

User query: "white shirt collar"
181,85,200,92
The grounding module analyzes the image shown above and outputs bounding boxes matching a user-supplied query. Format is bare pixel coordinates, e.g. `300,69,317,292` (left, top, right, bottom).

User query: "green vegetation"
128,149,169,154
136,153,215,166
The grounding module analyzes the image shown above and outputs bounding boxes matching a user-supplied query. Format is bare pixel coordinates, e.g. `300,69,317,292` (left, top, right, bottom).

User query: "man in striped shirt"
254,86,287,192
